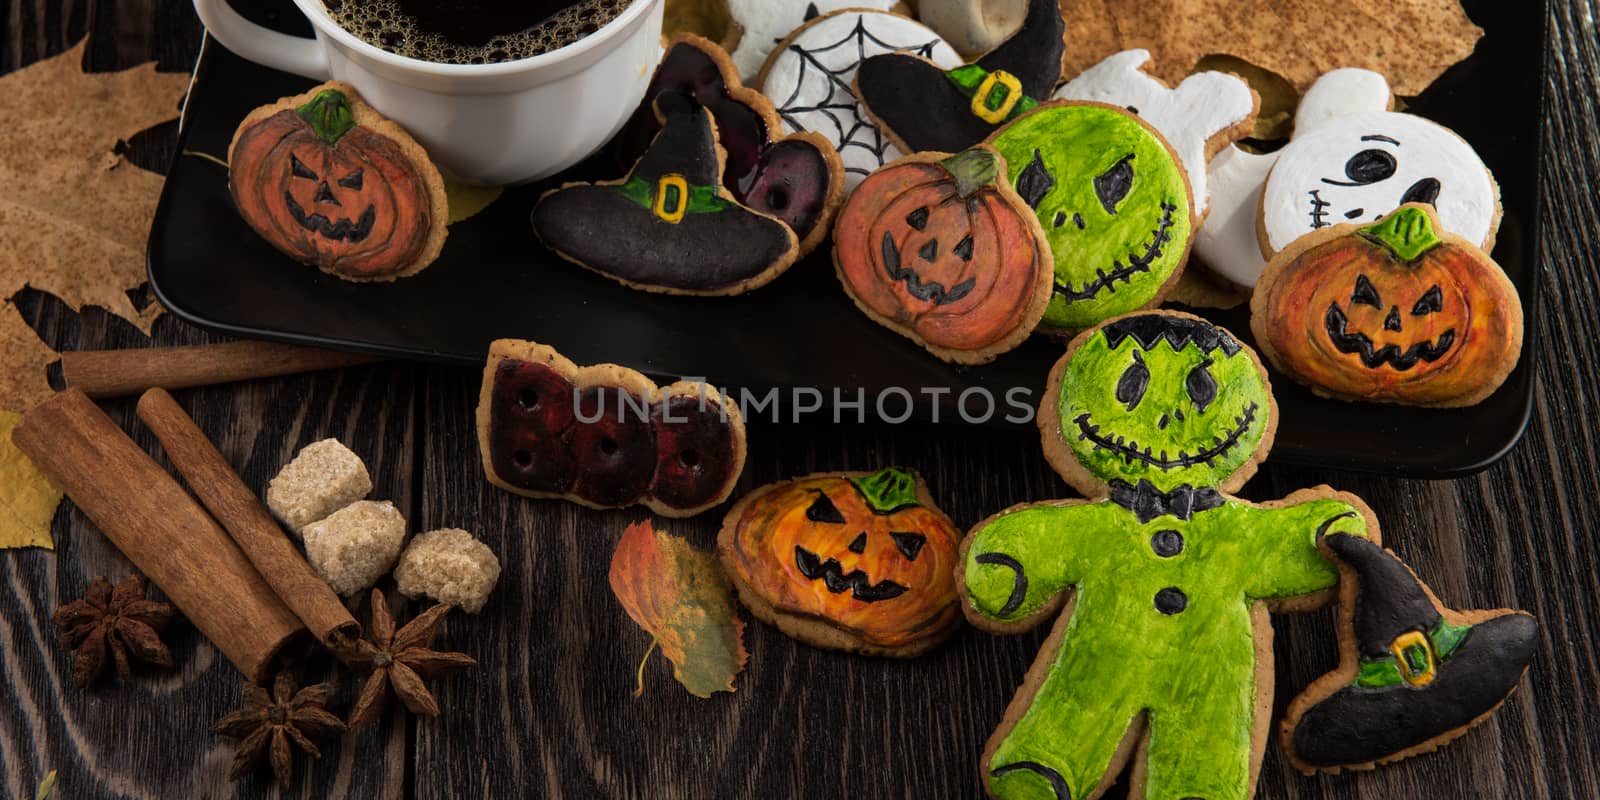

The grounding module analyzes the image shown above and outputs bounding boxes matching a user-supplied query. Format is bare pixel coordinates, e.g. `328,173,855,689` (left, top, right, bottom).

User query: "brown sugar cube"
393,529,502,614
302,500,406,597
267,438,372,535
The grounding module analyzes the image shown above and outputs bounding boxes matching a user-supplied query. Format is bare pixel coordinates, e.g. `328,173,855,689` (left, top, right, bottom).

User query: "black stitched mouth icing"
1309,189,1332,230
794,546,907,602
1053,202,1176,303
881,232,977,305
1073,401,1258,470
285,192,376,242
1324,304,1455,370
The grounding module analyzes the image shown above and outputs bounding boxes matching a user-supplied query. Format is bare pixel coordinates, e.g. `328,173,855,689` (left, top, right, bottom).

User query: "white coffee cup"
192,0,664,185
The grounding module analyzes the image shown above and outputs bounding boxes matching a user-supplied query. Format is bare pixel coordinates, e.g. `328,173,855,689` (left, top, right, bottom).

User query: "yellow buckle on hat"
1391,630,1436,687
972,70,1024,124
653,174,688,224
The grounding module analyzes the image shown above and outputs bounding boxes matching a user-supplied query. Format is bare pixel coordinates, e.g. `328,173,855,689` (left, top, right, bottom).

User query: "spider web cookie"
758,10,960,190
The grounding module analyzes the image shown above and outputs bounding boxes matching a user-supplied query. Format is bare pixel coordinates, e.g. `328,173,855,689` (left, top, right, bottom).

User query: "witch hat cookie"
532,93,800,296
1283,533,1538,772
855,0,1064,154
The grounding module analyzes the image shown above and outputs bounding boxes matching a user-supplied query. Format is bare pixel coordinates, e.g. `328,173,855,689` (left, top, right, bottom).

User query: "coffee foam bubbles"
323,0,630,64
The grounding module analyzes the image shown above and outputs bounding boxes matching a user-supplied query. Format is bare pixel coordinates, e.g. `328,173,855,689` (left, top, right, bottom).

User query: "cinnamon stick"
12,389,303,682
61,341,380,399
136,388,361,655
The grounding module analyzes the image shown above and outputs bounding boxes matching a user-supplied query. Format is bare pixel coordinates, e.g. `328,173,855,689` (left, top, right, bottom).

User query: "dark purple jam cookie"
476,339,747,517
854,0,1064,153
533,94,801,295
611,33,844,256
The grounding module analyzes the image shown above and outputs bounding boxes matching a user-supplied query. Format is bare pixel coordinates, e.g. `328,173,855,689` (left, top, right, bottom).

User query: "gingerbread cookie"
613,34,845,256
832,147,1052,363
724,0,904,81
855,0,1064,154
476,339,747,517
1283,533,1537,772
534,94,800,295
718,467,962,657
229,81,448,282
757,9,961,191
1251,204,1523,407
986,102,1195,333
1054,49,1258,218
960,310,1379,800
1198,68,1500,288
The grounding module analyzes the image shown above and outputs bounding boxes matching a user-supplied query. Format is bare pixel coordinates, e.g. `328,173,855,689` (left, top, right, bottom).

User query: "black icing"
633,95,721,186
1016,149,1055,210
794,546,908,602
1052,202,1177,303
1154,587,1187,615
855,54,1009,153
1108,479,1225,524
1075,403,1259,473
1092,155,1134,214
1324,304,1455,370
1151,529,1184,557
881,232,977,305
973,0,1066,100
1324,533,1443,659
1101,313,1243,356
974,552,1028,617
990,761,1070,799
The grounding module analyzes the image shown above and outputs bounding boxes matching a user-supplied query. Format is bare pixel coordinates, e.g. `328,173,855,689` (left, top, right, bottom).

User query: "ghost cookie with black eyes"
718,468,964,657
1197,68,1500,288
985,101,1196,333
1251,204,1522,408
229,81,448,282
959,310,1379,800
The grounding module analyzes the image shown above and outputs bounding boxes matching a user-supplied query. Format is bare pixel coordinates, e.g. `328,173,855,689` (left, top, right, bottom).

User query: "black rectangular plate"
148,0,1543,479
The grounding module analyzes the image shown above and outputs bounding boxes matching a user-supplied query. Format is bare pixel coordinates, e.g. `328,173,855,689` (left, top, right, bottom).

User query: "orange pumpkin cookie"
717,468,962,656
229,81,448,282
1250,204,1522,408
833,147,1052,364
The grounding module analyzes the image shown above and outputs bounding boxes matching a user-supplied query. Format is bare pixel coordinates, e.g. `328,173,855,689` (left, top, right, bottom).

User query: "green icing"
1352,619,1473,689
1361,205,1443,263
849,467,919,513
963,496,1369,800
990,105,1193,331
940,148,1002,197
296,89,358,147
945,64,1039,121
1056,325,1269,492
616,175,733,216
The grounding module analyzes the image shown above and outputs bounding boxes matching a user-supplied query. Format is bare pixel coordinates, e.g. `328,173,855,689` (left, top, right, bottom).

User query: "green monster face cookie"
989,103,1193,331
1056,313,1271,491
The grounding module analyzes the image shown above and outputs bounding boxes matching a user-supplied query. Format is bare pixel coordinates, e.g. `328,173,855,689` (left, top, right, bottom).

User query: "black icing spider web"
771,17,944,177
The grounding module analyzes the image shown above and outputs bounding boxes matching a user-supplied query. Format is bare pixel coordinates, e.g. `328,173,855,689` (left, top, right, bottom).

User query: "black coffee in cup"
323,0,632,64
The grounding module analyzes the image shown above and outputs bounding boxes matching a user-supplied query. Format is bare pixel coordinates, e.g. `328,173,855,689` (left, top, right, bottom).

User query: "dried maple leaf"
1057,0,1482,96
51,574,177,686
608,520,747,698
0,409,62,550
0,38,189,335
342,588,477,730
213,671,346,789
0,302,56,414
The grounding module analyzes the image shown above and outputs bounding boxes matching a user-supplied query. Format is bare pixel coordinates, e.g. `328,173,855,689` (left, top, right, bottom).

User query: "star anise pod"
342,589,476,730
51,574,176,687
213,670,346,788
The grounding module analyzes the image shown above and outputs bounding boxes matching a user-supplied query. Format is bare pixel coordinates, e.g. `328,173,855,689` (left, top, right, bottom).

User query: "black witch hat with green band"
531,92,796,294
854,0,1063,154
1287,533,1538,769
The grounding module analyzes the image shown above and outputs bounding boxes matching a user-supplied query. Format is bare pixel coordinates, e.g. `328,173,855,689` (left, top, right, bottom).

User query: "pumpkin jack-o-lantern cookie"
961,310,1380,800
533,93,801,295
1250,204,1523,407
229,81,448,282
832,146,1053,363
718,467,963,657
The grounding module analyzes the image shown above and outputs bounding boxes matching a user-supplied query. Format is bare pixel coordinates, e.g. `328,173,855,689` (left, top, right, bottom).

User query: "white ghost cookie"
1055,49,1257,217
758,10,960,191
1197,68,1500,288
726,0,902,81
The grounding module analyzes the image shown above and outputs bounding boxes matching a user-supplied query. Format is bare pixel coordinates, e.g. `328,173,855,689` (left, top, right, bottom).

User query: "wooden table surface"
3,2,1598,798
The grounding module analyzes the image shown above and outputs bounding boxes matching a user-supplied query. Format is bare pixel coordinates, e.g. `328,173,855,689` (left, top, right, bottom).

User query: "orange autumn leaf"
608,520,747,698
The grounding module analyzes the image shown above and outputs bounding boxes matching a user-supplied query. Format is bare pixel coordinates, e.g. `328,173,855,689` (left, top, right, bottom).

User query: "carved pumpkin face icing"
1251,204,1523,408
718,468,963,655
229,84,447,281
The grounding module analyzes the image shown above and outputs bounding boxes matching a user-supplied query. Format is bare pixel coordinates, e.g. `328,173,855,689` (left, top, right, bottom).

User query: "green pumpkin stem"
1361,206,1442,263
297,90,359,146
940,148,1001,198
849,467,920,514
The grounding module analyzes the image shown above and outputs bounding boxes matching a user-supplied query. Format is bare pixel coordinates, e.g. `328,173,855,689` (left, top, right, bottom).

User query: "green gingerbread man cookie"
987,103,1195,333
960,311,1378,800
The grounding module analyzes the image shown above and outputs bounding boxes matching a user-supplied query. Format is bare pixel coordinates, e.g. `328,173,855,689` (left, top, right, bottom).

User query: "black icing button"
1151,530,1184,557
1154,587,1188,615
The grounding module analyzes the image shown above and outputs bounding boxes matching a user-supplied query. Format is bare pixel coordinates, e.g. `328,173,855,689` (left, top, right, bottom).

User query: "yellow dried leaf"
0,410,63,550
0,38,190,334
0,302,57,414
442,173,503,225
